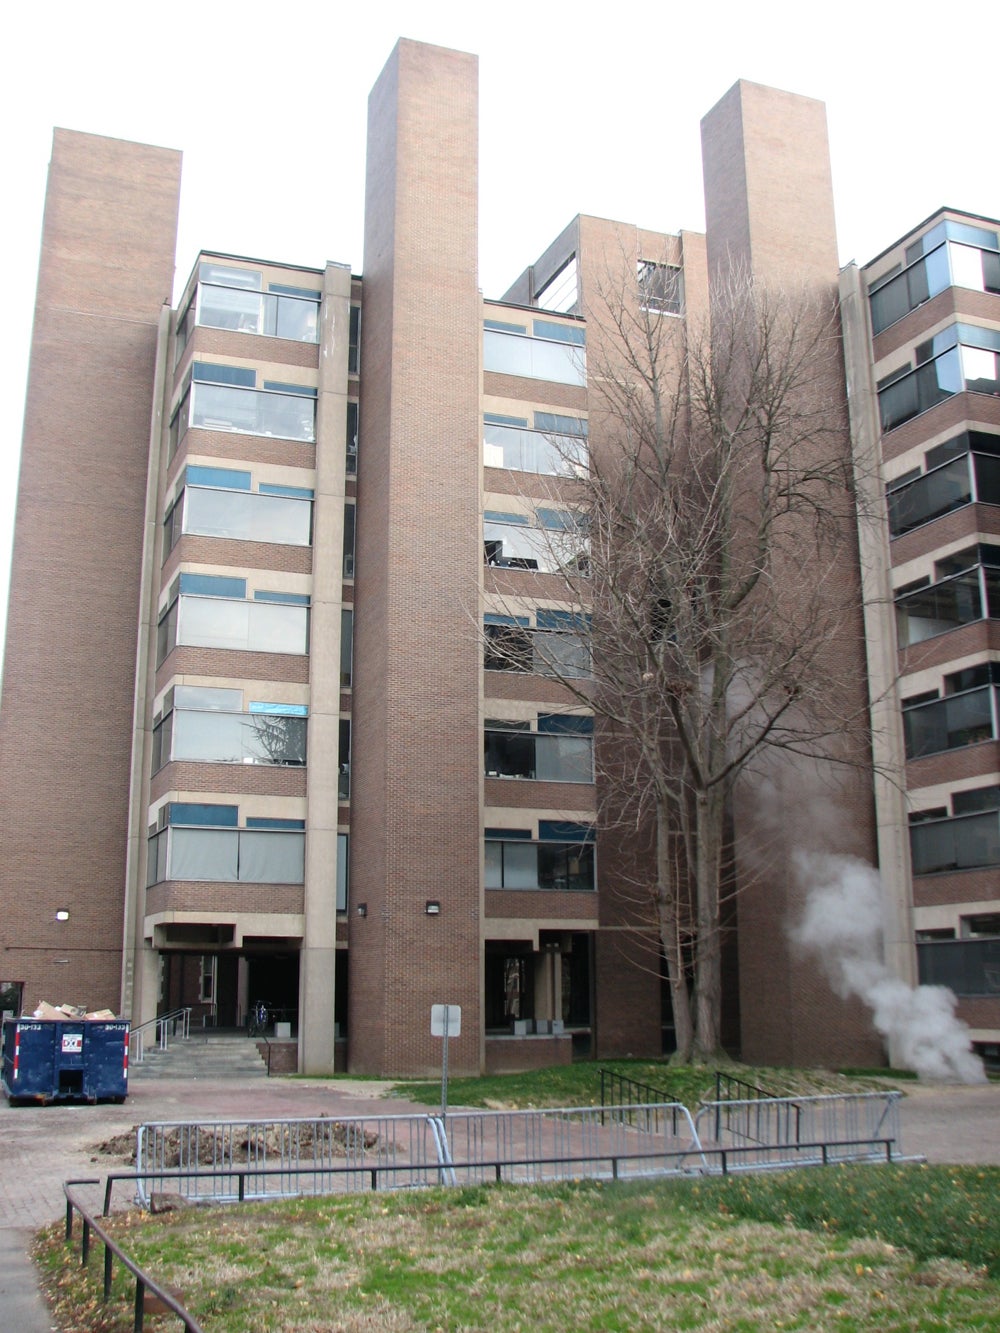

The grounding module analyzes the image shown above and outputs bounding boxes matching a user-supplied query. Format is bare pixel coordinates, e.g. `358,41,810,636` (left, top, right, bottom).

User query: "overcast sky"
2,0,998,657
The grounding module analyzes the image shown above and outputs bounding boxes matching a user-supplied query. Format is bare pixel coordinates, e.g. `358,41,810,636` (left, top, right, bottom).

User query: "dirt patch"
91,1118,386,1169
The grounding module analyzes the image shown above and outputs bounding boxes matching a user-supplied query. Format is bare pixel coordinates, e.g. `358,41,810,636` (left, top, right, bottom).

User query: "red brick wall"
0,131,181,1014
348,42,484,1077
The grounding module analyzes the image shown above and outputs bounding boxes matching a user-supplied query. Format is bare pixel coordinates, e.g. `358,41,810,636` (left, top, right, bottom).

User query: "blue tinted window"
186,465,251,490
484,318,528,334
268,283,321,300
245,816,306,829
192,361,256,388
532,320,586,346
258,483,314,498
534,412,588,436
484,827,532,839
178,573,247,599
485,412,529,427
253,590,310,605
538,714,593,735
249,701,309,716
262,381,317,397
484,510,529,525
169,803,238,826
539,820,595,842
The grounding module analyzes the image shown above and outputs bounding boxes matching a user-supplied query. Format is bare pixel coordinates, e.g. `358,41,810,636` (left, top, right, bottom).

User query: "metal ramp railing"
129,1007,192,1063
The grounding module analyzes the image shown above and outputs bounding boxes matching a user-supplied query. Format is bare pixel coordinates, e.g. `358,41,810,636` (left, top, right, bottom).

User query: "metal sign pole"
441,1004,449,1119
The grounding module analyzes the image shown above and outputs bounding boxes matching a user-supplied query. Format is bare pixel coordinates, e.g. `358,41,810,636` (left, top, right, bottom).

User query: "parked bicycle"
248,1000,269,1037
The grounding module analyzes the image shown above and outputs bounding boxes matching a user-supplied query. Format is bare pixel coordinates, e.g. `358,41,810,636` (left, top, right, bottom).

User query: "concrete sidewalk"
2,1073,998,1330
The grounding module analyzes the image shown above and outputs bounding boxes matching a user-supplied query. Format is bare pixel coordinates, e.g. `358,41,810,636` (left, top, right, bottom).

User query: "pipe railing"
64,1178,203,1331
129,1008,191,1064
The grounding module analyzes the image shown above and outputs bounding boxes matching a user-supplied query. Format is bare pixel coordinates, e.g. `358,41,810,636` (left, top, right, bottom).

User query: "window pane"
895,570,984,646
485,841,503,888
536,734,593,783
975,453,1000,506
504,843,537,888
199,285,262,333
247,601,309,654
239,831,304,883
185,486,311,545
910,812,1000,874
903,686,994,759
168,827,239,881
888,456,972,537
483,330,585,386
337,833,349,911
341,609,353,687
178,596,251,651
274,297,319,343
534,631,590,677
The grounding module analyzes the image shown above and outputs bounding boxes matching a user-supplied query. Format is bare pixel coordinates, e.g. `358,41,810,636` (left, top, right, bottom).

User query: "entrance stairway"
129,1032,269,1081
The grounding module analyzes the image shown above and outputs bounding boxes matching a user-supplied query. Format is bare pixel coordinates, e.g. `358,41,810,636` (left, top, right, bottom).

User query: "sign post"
430,1004,461,1118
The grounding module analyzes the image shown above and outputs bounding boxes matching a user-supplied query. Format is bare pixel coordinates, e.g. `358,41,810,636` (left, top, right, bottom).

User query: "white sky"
2,1,997,659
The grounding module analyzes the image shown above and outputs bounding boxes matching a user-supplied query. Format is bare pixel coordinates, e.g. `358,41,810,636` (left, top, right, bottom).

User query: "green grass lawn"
36,1164,1000,1331
391,1057,904,1111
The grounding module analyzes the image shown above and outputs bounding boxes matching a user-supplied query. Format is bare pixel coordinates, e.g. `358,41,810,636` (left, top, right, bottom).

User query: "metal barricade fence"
135,1094,902,1205
135,1103,704,1205
694,1091,902,1171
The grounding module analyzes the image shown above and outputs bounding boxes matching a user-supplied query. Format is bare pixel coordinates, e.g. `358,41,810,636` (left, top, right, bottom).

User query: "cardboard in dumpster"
30,1001,118,1021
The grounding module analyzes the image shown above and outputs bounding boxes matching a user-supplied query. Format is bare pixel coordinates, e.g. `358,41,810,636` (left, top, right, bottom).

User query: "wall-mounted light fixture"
55,910,70,922
425,901,441,916
357,902,367,918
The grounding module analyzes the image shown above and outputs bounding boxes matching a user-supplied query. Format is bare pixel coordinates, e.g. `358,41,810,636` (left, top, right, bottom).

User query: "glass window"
189,382,316,442
348,305,360,375
638,260,682,315
343,504,356,578
196,277,319,343
178,572,247,599
483,421,587,477
341,609,353,687
339,720,351,800
902,686,995,759
148,825,306,885
170,710,307,766
337,833,349,912
199,263,262,290
895,569,987,646
484,513,589,576
483,330,586,386
346,402,358,475
175,595,309,656
888,456,972,538
182,486,312,546
910,810,1000,875
485,839,595,891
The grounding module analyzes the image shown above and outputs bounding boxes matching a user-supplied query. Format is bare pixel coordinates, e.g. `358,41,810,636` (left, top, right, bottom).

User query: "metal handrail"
129,1008,192,1063
598,1068,673,1123
64,1178,203,1331
98,1133,905,1215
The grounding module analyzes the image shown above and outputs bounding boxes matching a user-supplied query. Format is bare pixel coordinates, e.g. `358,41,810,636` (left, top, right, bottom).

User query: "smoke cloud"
792,851,986,1084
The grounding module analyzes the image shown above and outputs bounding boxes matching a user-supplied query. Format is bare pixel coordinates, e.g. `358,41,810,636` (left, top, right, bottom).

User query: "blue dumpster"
1,1018,130,1104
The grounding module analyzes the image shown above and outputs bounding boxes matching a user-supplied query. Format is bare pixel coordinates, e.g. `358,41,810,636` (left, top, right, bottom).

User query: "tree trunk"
693,785,724,1061
656,799,693,1061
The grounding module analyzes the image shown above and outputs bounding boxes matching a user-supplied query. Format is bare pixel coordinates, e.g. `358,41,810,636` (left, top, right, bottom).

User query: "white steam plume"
792,851,986,1084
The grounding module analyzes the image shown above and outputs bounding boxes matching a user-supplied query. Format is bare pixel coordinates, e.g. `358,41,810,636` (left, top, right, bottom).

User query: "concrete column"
299,261,352,1073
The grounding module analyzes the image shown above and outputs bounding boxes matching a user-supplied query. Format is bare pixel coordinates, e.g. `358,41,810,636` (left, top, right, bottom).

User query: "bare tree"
486,269,868,1062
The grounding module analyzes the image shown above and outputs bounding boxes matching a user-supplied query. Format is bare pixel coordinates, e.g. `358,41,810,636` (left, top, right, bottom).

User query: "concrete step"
130,1035,269,1080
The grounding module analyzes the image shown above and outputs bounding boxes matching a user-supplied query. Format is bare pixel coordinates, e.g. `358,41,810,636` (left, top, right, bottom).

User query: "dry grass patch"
35,1170,998,1332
